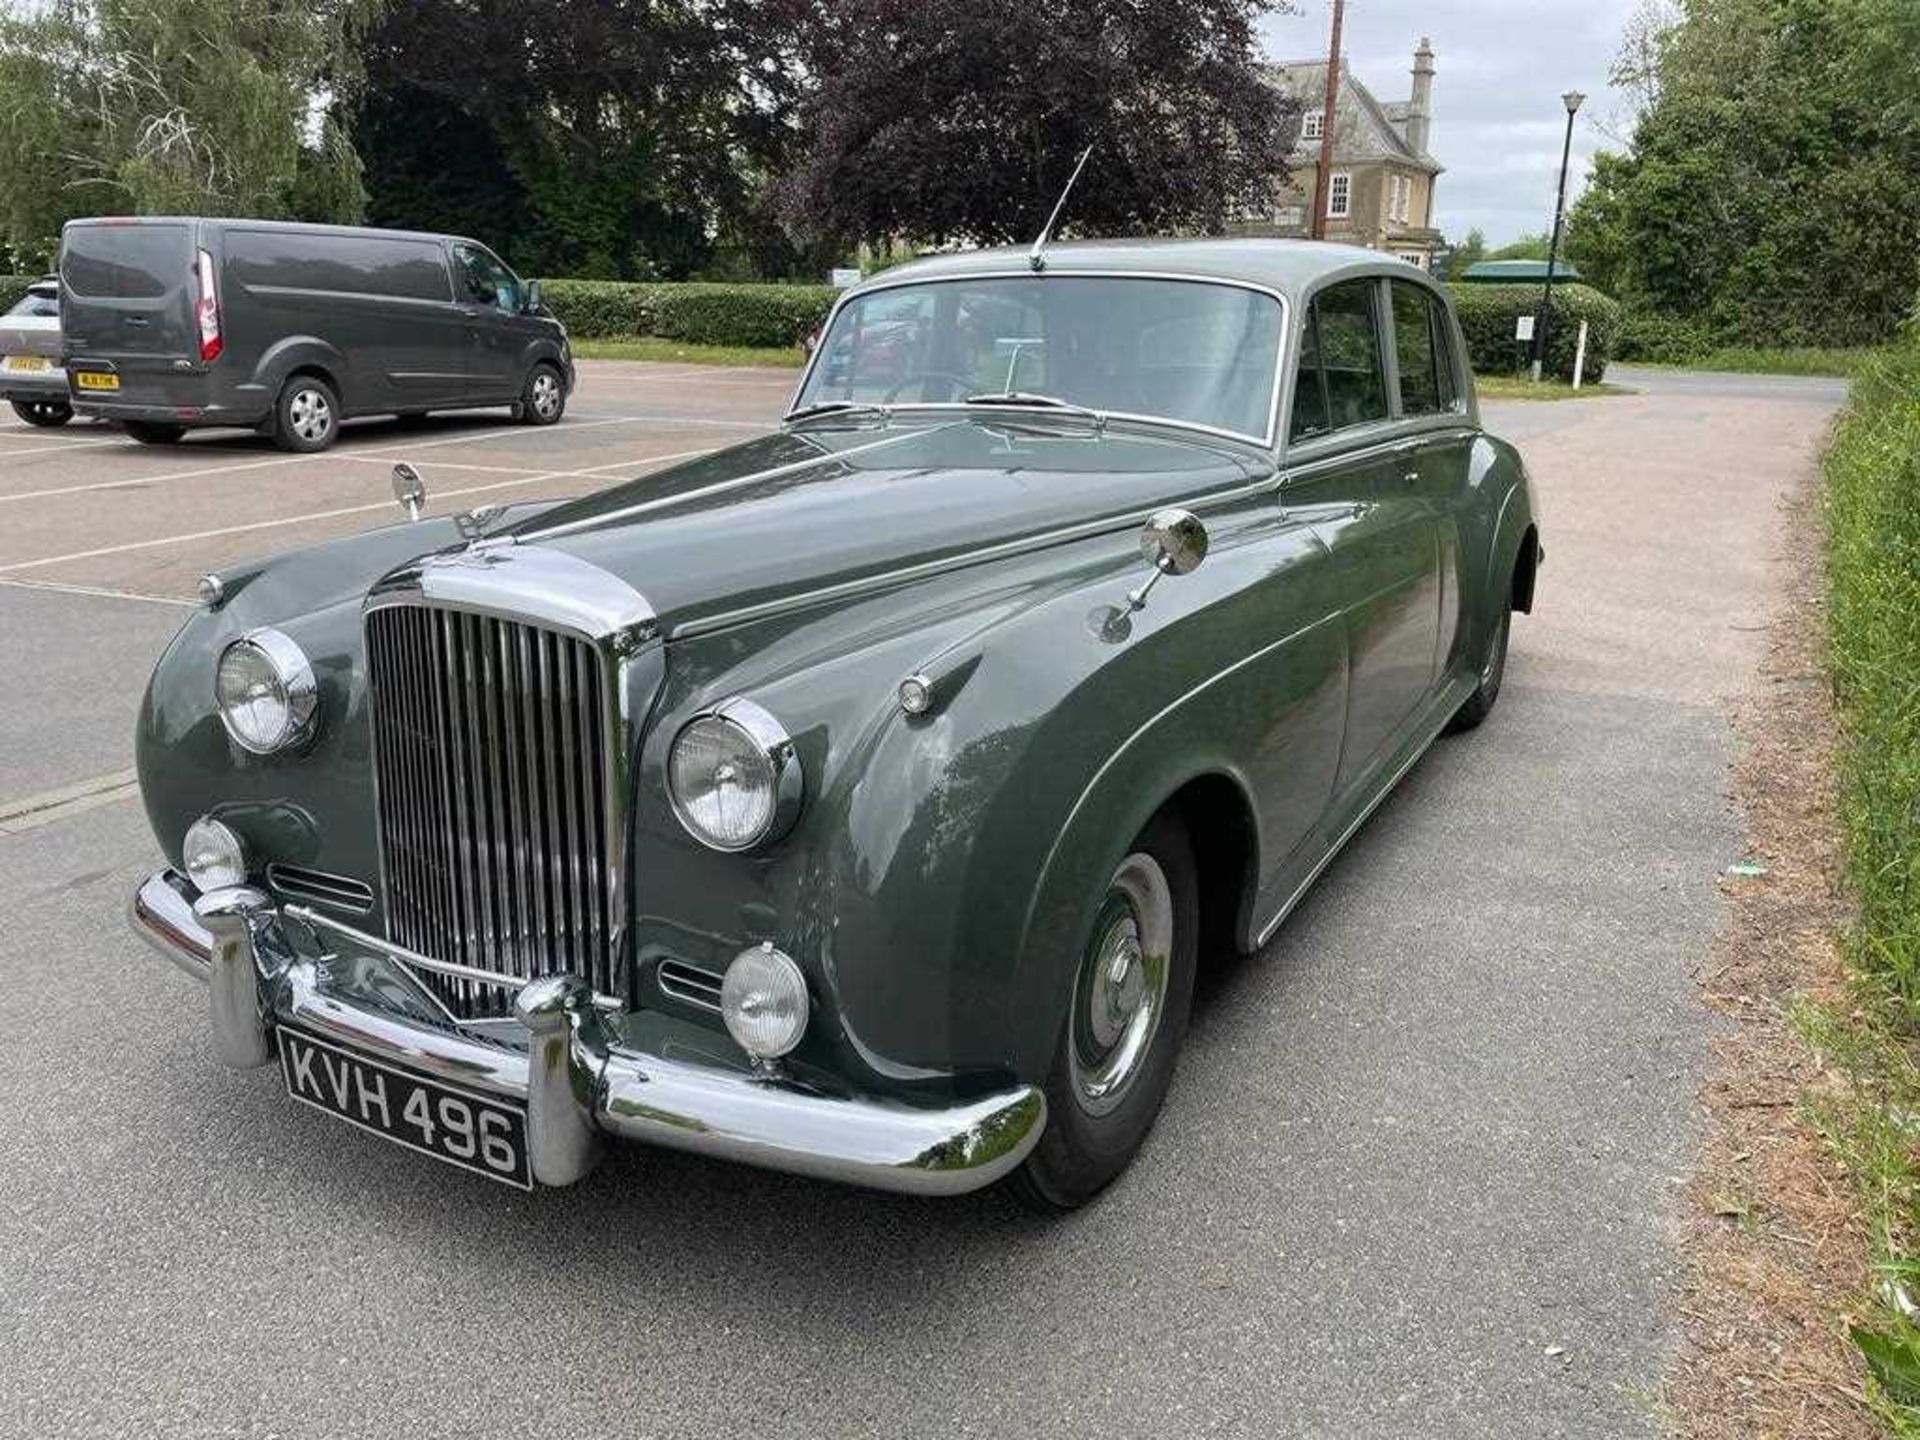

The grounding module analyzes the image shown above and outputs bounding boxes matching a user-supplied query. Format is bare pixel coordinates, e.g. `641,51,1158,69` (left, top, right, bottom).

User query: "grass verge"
1818,321,1920,1430
572,336,806,368
1473,374,1625,401
1631,347,1886,379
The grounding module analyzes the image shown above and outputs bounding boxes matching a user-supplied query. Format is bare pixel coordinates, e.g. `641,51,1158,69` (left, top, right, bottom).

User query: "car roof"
60,216,466,248
866,237,1430,303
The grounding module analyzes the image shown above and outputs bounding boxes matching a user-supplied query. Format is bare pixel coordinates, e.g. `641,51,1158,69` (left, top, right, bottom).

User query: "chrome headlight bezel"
214,627,319,755
666,697,804,853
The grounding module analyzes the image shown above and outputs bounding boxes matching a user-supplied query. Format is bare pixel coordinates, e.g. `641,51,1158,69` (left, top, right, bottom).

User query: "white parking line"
0,436,129,458
0,445,716,574
0,413,769,505
0,576,195,607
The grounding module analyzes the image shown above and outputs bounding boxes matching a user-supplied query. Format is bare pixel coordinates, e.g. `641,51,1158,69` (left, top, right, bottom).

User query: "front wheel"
11,398,72,427
515,362,566,426
1009,810,1199,1211
1446,607,1510,733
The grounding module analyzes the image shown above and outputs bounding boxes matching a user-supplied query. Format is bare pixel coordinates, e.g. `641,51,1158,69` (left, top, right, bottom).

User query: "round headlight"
721,943,810,1059
215,628,317,754
667,699,802,851
182,815,247,892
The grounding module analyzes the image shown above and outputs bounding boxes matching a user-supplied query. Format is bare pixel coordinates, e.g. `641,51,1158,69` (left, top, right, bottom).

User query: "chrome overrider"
130,869,1048,1196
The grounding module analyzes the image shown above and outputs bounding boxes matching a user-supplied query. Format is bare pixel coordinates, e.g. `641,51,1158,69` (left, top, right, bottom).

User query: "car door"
1281,276,1441,796
1387,277,1474,685
449,241,525,402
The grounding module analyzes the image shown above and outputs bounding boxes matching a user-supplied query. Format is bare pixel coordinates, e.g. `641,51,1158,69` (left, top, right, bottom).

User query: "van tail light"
194,248,222,362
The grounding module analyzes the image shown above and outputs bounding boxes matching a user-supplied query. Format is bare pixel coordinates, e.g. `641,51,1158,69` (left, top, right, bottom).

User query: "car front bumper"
130,869,1046,1196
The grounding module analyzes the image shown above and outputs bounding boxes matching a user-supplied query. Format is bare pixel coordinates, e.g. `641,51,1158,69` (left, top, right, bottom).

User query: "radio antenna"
1028,145,1094,273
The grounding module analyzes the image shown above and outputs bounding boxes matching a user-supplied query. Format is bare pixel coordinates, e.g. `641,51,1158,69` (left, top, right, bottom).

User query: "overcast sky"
1259,0,1642,245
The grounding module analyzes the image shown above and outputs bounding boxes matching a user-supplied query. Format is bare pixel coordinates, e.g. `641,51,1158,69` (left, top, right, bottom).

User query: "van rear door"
59,220,196,402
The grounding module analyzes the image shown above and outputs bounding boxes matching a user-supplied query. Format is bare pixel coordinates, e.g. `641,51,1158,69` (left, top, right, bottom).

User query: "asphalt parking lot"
0,363,1846,1438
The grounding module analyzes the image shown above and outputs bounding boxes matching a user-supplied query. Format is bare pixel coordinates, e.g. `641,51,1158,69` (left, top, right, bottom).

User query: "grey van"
60,217,573,451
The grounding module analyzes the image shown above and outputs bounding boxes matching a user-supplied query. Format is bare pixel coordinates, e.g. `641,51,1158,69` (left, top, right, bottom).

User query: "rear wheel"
1446,606,1510,733
11,398,72,427
516,362,565,426
1010,810,1199,1211
123,420,184,445
272,374,339,453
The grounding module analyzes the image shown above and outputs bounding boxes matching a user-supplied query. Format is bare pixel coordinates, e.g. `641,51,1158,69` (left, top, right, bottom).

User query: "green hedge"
1447,282,1621,383
0,274,33,312
535,279,837,347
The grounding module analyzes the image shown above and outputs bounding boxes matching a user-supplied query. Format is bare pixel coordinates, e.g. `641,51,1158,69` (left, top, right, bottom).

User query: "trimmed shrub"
1447,281,1622,383
0,274,34,312
1613,307,1715,364
535,279,837,347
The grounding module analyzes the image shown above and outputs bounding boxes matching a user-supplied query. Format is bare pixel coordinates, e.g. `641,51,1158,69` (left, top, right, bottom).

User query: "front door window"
453,244,520,313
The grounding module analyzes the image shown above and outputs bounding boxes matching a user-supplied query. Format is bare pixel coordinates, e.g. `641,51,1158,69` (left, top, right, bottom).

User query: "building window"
1274,205,1305,228
1386,175,1412,225
1327,172,1351,219
1302,109,1324,141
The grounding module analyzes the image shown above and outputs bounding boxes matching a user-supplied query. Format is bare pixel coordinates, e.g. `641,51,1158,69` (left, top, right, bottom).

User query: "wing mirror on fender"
1127,508,1209,612
391,462,426,522
523,279,542,314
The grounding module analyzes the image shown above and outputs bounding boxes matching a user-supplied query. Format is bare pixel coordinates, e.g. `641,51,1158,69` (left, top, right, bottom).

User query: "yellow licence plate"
2,355,49,372
74,371,119,391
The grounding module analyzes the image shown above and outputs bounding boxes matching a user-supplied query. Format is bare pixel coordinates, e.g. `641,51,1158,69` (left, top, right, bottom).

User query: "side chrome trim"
131,868,1049,1197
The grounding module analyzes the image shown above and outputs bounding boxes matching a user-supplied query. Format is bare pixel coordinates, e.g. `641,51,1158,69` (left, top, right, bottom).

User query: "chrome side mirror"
1126,508,1208,612
524,278,542,314
391,462,426,522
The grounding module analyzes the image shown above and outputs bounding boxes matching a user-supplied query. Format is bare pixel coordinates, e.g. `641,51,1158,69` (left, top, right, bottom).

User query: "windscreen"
797,275,1286,442
61,224,191,299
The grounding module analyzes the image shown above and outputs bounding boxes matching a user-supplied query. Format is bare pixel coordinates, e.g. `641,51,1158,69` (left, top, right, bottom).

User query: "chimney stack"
1407,37,1435,156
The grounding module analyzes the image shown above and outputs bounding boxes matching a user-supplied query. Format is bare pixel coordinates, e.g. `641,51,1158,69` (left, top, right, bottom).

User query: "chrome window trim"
788,269,1292,450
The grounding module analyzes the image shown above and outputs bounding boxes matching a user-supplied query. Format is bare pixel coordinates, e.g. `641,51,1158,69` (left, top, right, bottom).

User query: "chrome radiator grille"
365,605,619,1019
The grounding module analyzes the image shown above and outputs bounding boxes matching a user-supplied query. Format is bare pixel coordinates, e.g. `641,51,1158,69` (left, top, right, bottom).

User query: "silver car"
1,278,70,427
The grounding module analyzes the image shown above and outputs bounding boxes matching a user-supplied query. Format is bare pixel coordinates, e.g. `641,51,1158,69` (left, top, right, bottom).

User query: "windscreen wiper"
785,400,892,424
961,391,1107,427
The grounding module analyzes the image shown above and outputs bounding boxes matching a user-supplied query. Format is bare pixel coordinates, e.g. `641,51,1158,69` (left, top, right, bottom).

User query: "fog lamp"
721,943,810,1060
183,815,247,892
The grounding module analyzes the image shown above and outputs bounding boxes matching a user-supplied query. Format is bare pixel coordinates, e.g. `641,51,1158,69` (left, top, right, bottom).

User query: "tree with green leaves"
0,0,381,268
765,0,1297,251
1568,0,1920,350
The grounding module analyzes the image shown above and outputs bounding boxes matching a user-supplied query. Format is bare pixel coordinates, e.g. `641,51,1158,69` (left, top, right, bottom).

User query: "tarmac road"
0,364,1844,1438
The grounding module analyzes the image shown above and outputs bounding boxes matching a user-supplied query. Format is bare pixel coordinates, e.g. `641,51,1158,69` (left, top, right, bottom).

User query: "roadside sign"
830,267,862,289
1514,315,1536,342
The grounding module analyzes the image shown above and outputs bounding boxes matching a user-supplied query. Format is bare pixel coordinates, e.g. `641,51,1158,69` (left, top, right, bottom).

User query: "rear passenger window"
61,224,190,299
1294,279,1387,437
1391,282,1442,415
1289,309,1330,441
226,231,453,303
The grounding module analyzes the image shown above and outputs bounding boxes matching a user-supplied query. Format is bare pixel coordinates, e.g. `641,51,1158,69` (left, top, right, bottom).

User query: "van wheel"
123,420,184,446
1446,607,1510,734
11,398,72,427
273,375,339,453
1009,810,1199,1212
516,363,565,426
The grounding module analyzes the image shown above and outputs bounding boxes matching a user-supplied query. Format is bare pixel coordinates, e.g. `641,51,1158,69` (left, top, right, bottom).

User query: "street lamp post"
1530,89,1585,384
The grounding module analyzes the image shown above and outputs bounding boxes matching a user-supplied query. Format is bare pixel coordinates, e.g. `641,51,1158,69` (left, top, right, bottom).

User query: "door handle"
123,316,148,328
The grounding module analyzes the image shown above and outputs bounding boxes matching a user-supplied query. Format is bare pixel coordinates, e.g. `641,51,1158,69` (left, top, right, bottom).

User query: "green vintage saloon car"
131,239,1540,1208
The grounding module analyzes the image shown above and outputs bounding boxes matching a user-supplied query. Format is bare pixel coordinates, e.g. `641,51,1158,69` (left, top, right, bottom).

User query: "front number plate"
278,1028,533,1189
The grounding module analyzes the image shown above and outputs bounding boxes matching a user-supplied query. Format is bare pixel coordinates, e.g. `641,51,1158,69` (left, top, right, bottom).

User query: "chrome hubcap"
289,388,331,441
1069,852,1172,1116
532,372,560,419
